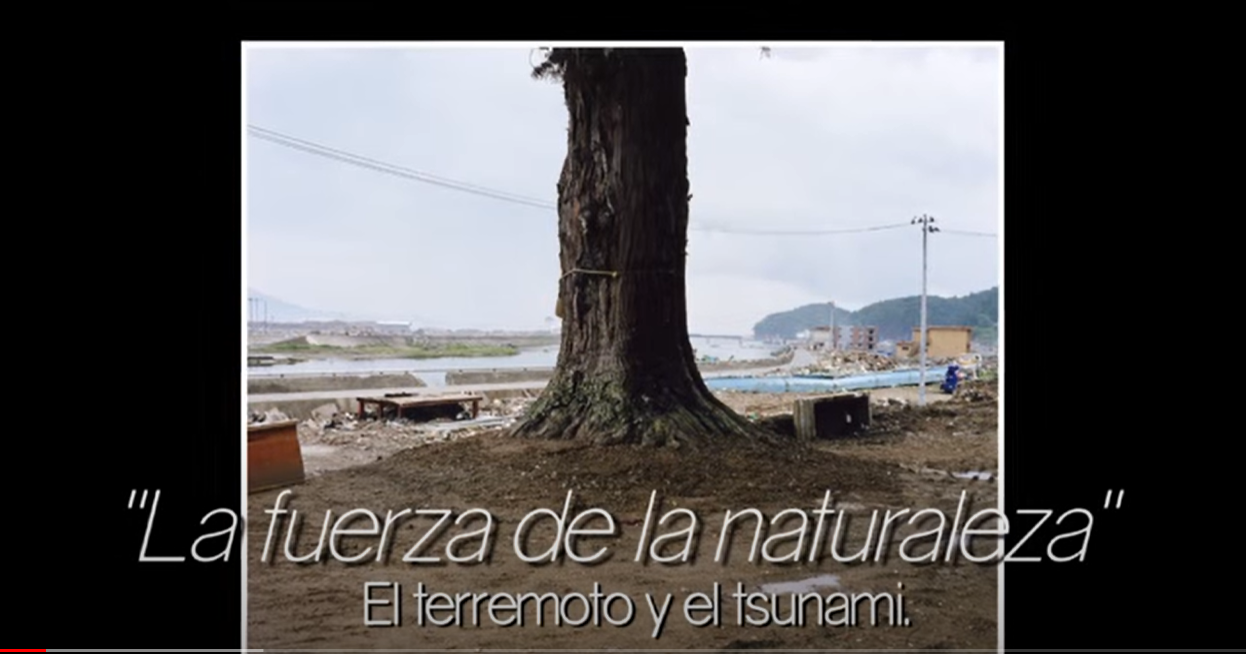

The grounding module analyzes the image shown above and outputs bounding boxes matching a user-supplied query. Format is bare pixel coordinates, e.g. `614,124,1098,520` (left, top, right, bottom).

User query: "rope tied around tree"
555,268,680,318
560,268,619,280
559,268,680,280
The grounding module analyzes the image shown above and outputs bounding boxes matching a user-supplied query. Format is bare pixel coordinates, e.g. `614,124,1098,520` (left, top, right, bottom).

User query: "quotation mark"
129,488,186,562
1103,490,1124,509
129,489,151,510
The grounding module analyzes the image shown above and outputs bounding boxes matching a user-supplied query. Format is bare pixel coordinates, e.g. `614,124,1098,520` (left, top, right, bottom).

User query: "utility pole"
912,214,939,405
829,300,836,352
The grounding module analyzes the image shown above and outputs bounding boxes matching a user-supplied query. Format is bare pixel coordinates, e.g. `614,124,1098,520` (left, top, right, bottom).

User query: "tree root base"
508,376,791,449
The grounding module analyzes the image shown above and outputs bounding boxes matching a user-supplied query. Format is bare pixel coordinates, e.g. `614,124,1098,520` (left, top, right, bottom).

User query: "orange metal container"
248,419,305,493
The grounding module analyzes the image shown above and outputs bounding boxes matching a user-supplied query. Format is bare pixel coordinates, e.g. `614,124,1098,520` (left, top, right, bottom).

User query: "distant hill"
247,289,353,323
753,287,998,344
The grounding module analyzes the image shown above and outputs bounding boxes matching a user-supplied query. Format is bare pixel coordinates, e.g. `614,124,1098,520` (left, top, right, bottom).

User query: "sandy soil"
248,381,998,650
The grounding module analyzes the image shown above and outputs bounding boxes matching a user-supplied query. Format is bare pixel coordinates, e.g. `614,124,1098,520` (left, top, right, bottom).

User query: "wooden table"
356,393,485,420
247,419,304,493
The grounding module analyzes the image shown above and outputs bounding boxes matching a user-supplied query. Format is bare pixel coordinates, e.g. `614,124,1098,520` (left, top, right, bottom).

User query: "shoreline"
247,349,797,375
249,340,794,367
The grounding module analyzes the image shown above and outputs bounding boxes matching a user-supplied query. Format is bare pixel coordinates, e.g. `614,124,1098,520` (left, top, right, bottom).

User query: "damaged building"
808,325,879,352
896,326,973,359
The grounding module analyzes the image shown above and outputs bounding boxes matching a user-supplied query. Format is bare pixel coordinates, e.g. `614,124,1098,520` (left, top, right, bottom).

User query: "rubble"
490,396,535,416
248,408,290,425
951,379,998,403
293,394,535,458
794,350,901,376
310,403,338,422
790,350,982,379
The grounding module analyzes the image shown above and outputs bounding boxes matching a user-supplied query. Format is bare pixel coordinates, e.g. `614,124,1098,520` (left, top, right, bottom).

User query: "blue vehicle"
941,364,961,394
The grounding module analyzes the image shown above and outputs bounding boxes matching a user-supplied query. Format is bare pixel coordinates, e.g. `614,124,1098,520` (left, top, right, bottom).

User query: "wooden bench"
356,393,485,420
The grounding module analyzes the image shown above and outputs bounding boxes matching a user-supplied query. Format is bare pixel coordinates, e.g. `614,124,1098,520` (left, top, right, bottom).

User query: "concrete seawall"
248,373,426,395
443,368,554,385
442,351,794,386
702,351,794,372
248,373,428,420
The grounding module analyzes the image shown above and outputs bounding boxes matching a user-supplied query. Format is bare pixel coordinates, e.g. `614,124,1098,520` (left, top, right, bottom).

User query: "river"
248,335,785,384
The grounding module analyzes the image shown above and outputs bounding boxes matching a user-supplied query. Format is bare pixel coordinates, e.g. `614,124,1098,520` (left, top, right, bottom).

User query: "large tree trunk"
511,48,775,448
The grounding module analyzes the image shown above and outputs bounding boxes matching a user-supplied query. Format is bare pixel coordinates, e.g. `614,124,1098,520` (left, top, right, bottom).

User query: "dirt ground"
247,380,999,650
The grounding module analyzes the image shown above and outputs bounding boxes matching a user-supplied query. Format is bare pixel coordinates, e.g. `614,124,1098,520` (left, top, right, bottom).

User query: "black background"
15,14,1225,651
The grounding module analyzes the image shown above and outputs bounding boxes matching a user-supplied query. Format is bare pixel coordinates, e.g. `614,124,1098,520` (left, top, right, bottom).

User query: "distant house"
895,326,973,359
807,325,878,351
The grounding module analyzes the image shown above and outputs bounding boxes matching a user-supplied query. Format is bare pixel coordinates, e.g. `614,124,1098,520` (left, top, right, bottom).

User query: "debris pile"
489,396,536,416
952,379,998,403
248,408,290,425
293,396,536,453
297,414,463,450
798,351,899,375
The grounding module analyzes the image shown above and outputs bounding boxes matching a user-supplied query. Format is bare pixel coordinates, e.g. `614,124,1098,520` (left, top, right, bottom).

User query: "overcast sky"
245,44,1001,334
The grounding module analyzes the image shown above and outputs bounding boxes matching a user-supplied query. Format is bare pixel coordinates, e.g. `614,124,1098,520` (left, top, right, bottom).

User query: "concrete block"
793,392,871,441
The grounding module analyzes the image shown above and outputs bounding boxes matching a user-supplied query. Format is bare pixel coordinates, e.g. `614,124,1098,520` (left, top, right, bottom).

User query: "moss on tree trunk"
511,48,782,448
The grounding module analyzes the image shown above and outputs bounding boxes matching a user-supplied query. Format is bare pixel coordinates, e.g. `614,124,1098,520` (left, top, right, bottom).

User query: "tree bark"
511,48,778,448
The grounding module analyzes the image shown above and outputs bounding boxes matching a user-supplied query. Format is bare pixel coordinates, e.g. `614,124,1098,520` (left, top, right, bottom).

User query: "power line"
697,223,909,235
248,126,556,210
936,227,996,235
246,123,979,237
250,124,554,206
